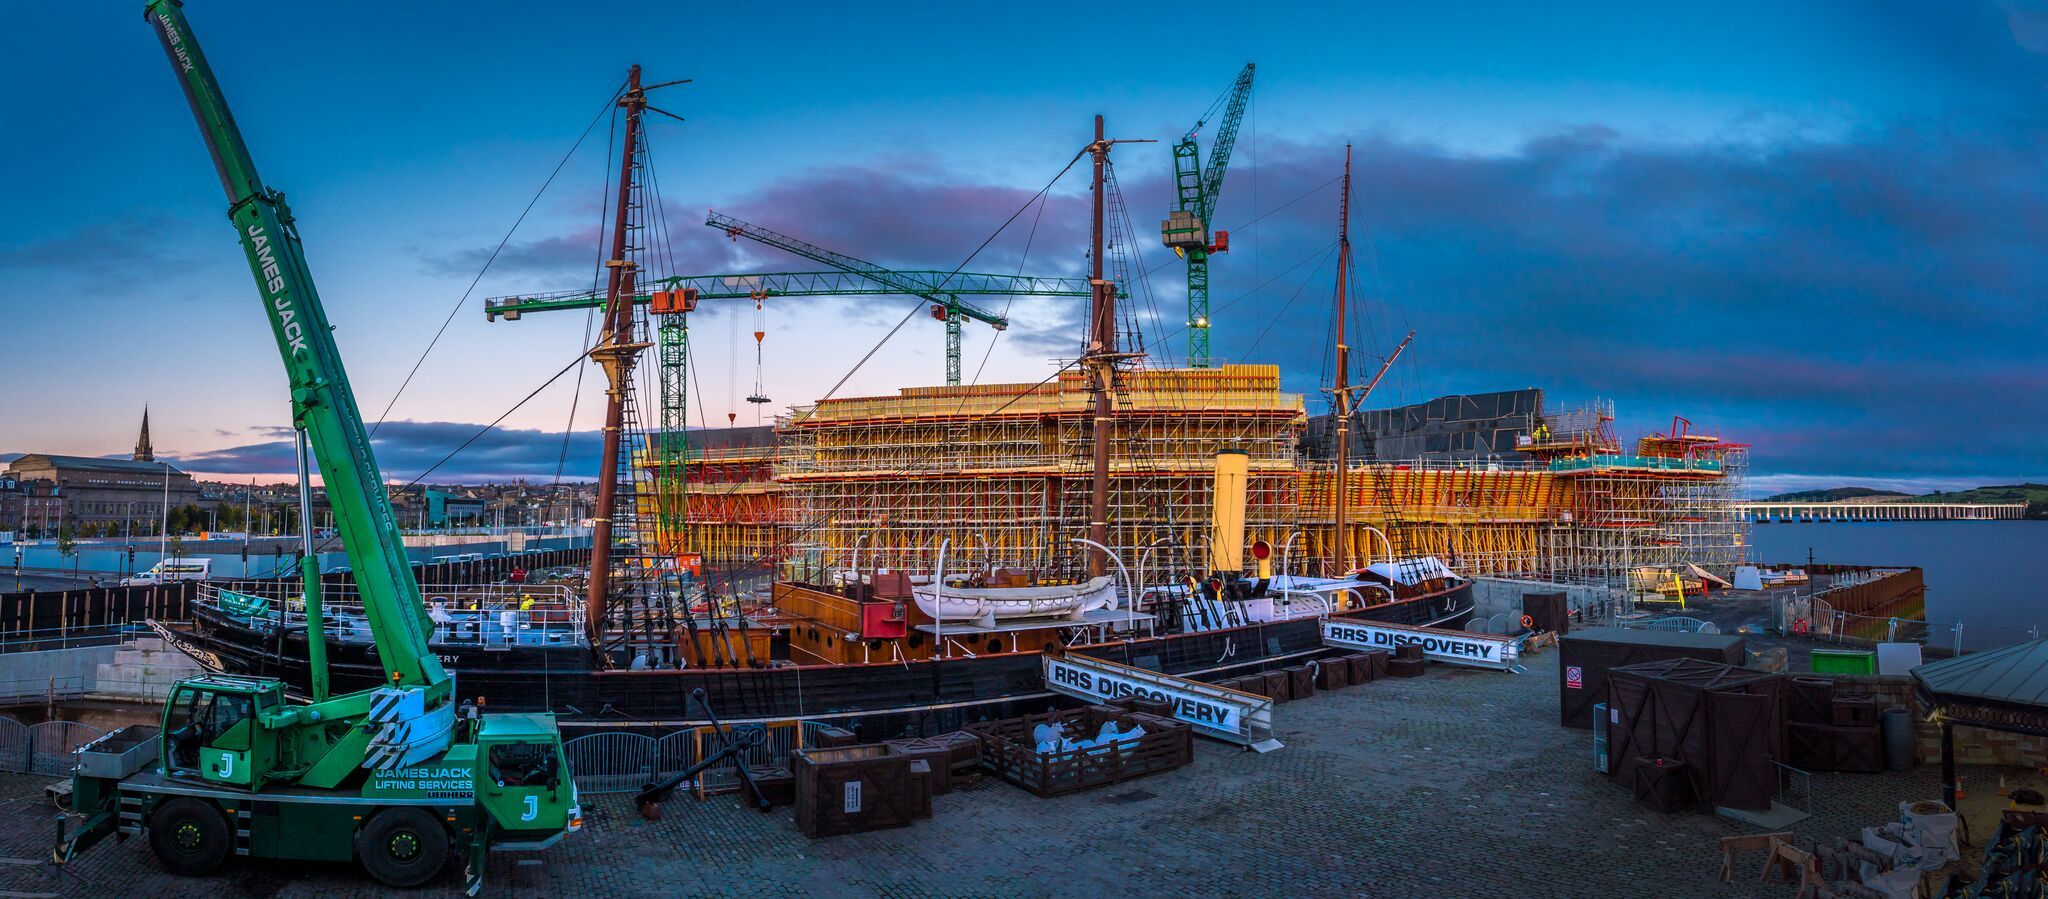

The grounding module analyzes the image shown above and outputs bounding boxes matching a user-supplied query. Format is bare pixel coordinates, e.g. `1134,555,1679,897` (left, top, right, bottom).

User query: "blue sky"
2,1,2045,495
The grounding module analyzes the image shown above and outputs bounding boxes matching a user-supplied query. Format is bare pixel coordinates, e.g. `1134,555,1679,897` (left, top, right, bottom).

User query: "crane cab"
161,675,288,790
472,713,580,840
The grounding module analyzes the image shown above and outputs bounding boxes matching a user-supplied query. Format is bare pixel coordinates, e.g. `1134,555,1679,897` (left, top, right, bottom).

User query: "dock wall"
1470,577,1628,623
0,638,200,706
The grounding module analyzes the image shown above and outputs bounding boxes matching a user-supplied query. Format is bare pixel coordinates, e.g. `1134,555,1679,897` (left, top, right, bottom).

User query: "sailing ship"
161,92,1472,737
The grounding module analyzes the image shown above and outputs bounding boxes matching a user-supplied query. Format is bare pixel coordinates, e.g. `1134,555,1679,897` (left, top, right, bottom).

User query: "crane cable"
371,82,625,436
808,147,1089,408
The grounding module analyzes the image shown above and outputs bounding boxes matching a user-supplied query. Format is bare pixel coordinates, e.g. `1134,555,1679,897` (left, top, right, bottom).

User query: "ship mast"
1086,115,1115,577
1328,145,1413,577
586,66,652,651
1331,147,1354,576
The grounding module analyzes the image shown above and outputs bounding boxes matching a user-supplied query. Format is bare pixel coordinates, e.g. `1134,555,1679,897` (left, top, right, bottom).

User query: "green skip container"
1810,648,1877,675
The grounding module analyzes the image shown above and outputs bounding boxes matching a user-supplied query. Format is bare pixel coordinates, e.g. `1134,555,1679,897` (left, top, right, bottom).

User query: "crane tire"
149,797,230,876
357,806,450,888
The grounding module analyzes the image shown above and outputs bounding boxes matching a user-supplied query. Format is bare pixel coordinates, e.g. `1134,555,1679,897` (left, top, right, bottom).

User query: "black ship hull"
170,580,1473,739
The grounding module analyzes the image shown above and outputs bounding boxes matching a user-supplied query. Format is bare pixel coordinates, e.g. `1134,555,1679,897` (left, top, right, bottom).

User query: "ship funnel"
1209,449,1249,573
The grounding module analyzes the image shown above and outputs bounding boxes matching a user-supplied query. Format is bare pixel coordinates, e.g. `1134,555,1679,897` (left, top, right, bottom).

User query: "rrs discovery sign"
1043,653,1280,751
1321,619,1522,672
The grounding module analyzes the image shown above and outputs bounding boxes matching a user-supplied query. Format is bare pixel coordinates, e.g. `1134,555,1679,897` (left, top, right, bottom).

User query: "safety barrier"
0,717,108,776
563,720,837,795
1619,616,1721,635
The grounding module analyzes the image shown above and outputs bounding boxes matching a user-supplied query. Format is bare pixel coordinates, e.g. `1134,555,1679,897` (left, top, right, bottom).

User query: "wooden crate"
1258,670,1290,702
1316,658,1352,691
793,744,930,838
1342,653,1374,684
1389,657,1426,678
883,738,962,794
964,707,1194,798
1283,665,1316,700
1364,649,1391,681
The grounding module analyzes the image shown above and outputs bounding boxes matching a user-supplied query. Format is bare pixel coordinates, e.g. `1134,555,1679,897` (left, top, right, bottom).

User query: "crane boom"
705,212,1010,325
148,2,441,694
1164,63,1255,369
708,211,1021,384
53,11,579,888
483,270,1088,320
1198,63,1256,224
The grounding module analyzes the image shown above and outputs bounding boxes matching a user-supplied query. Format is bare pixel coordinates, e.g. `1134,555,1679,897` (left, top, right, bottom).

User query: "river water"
1748,520,2048,643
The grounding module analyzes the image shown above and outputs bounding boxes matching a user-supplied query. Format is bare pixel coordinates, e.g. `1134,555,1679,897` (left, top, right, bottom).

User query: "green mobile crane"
1163,63,1254,369
53,2,580,891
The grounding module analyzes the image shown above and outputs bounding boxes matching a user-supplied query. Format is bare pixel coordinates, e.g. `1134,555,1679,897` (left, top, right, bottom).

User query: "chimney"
1208,449,1248,574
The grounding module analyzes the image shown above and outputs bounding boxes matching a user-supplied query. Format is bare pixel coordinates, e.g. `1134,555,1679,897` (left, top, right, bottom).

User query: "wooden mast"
585,66,650,654
1331,146,1354,576
1329,145,1414,576
1085,115,1115,578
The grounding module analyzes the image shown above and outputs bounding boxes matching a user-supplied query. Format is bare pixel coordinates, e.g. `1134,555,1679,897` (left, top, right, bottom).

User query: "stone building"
4,409,199,535
0,473,64,536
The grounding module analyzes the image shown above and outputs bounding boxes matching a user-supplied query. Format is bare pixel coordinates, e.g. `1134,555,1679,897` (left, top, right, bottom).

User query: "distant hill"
1759,487,1911,503
1907,483,2048,506
1762,483,2048,519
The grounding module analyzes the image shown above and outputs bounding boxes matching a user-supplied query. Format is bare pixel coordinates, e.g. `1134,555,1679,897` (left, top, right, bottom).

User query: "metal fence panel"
27,721,105,776
563,732,656,794
653,731,700,780
0,717,25,773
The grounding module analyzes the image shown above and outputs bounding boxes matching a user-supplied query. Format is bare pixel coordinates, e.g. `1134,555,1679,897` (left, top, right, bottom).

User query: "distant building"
423,488,485,526
0,473,64,536
1303,388,1543,463
4,409,199,534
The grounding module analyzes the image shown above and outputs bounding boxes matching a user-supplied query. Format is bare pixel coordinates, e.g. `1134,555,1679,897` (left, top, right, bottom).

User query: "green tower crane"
56,4,579,891
1162,63,1255,369
706,211,1029,387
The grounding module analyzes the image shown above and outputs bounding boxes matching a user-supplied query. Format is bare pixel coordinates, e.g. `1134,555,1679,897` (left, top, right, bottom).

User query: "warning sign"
1566,666,1584,690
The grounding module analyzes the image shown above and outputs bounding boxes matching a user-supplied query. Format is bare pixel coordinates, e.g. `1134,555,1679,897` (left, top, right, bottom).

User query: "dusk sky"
2,1,2045,496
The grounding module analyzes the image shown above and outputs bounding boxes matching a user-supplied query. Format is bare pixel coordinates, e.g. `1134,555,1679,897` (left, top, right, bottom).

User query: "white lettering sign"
1042,654,1276,747
1321,619,1520,671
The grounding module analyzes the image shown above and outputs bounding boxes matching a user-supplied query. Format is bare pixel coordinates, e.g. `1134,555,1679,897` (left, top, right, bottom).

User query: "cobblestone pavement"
0,650,1988,897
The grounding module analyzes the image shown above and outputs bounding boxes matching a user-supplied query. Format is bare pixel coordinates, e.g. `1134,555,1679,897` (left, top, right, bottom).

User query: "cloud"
1150,120,2048,482
403,113,2048,485
415,160,1095,351
175,421,604,483
0,216,198,274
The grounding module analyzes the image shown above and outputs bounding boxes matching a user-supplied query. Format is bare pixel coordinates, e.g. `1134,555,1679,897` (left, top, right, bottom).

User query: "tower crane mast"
1162,63,1255,369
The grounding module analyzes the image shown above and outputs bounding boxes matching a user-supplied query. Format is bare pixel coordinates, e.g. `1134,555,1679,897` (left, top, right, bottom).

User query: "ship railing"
1547,455,1725,474
195,582,586,648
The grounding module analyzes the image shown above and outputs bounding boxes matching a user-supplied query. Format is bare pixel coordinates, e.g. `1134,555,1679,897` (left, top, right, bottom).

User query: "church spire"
133,405,154,462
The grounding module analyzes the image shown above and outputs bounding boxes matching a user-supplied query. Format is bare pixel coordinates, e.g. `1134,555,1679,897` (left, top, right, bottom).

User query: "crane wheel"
148,797,230,876
357,807,450,887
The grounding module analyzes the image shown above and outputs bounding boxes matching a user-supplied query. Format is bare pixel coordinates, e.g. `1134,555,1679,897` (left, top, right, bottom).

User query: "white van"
121,557,213,586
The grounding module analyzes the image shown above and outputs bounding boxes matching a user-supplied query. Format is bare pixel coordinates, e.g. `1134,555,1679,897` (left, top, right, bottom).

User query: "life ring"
1520,614,1535,630
1792,617,1811,636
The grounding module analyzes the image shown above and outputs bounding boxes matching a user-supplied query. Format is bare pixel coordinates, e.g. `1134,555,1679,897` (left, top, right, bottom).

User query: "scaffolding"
1534,413,1751,592
634,377,1747,595
775,365,1305,579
